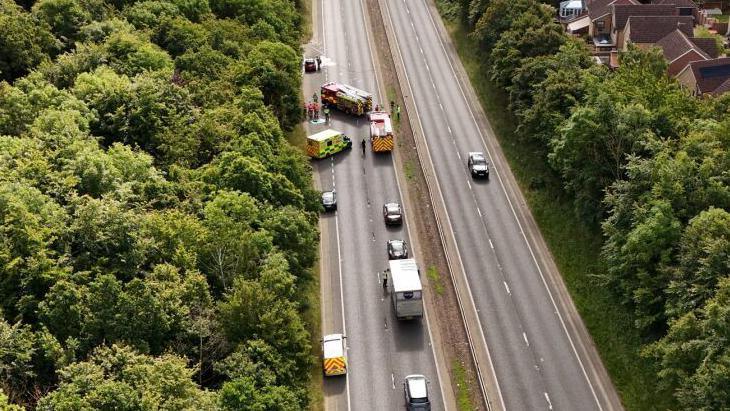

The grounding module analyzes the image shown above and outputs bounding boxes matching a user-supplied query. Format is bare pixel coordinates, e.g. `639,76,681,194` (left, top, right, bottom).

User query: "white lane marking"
421,1,604,408
447,125,452,134
456,151,461,160
503,281,511,295
488,239,494,249
391,373,395,389
476,207,481,217
322,0,350,408
439,102,443,110
545,392,553,410
523,332,530,347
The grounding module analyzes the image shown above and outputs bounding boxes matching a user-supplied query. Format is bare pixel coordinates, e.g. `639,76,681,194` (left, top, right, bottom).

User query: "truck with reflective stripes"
368,111,394,152
322,333,347,376
321,82,373,116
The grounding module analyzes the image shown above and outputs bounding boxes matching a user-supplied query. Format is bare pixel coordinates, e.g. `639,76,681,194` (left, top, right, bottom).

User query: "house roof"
712,78,730,95
682,58,730,94
655,29,710,61
653,0,697,8
690,37,720,58
613,4,676,31
626,15,693,43
588,0,637,21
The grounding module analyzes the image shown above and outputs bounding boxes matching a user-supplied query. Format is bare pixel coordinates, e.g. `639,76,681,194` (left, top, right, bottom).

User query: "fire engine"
320,82,373,116
368,111,394,152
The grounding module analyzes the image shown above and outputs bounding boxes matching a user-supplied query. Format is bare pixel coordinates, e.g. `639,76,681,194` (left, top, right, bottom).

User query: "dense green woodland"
0,0,318,409
443,0,730,409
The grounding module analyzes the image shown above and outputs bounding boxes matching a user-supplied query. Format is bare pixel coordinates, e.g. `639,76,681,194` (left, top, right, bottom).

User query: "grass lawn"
441,22,675,411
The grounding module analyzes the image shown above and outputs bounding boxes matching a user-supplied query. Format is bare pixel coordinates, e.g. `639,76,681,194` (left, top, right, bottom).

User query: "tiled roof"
690,37,720,58
613,4,676,31
626,15,693,43
711,77,730,95
655,29,709,61
589,0,637,20
653,0,697,8
685,58,730,94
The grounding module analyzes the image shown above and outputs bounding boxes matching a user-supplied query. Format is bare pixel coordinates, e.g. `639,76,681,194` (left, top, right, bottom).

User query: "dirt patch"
364,0,485,409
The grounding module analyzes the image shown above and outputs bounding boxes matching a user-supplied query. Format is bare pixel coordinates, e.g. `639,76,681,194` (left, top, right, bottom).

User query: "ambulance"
306,129,352,159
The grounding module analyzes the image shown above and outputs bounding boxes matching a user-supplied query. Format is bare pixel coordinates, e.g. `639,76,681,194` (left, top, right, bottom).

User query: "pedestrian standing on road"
312,92,318,103
396,105,401,120
324,106,330,123
375,104,380,112
316,56,322,70
382,268,389,289
361,138,366,155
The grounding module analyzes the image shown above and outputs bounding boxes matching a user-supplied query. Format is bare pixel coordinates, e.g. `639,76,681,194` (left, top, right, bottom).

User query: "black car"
468,152,489,179
321,190,336,211
387,239,409,259
404,375,430,410
304,58,317,73
383,202,403,226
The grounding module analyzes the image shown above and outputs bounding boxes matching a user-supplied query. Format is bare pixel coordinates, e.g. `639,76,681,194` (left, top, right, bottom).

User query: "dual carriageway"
304,0,624,410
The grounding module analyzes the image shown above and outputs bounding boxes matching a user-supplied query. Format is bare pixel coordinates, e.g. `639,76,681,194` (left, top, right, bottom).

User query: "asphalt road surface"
306,0,446,409
382,0,623,410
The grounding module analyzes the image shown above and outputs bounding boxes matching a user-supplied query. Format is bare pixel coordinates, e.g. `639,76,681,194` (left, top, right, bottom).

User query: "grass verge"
452,359,475,411
426,265,444,295
441,20,674,411
303,261,323,411
403,160,415,181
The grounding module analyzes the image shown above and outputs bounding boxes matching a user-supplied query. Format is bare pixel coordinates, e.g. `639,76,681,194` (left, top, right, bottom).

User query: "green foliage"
32,0,92,45
37,344,217,410
0,0,314,408
0,0,59,81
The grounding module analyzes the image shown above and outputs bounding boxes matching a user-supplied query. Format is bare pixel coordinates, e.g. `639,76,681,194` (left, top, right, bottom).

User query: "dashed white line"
503,281,511,294
488,239,494,249
391,373,395,389
523,332,530,347
545,392,553,410
446,125,452,134
456,151,462,160
476,207,482,217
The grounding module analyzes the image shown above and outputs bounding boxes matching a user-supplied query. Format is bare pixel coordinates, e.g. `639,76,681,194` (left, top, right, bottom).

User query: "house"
587,0,638,49
560,0,587,20
612,4,676,48
654,29,718,76
623,15,694,49
676,58,730,96
583,0,699,51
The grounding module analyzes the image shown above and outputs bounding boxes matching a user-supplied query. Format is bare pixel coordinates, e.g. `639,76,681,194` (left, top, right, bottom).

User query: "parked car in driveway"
383,202,403,226
321,190,336,211
387,239,408,259
404,374,430,410
468,152,489,179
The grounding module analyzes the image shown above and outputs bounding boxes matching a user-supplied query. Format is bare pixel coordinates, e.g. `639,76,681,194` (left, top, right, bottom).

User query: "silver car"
383,202,403,226
468,152,489,179
404,374,430,410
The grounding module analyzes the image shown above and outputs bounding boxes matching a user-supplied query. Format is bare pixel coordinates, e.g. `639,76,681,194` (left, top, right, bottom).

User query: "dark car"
468,152,489,179
304,58,317,73
343,135,352,149
321,190,336,211
383,202,403,226
387,239,409,260
404,375,430,410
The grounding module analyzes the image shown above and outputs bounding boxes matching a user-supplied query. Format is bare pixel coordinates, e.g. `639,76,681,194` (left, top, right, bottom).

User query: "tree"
37,344,217,410
32,0,91,46
489,11,565,88
550,93,655,220
0,0,59,81
646,277,730,409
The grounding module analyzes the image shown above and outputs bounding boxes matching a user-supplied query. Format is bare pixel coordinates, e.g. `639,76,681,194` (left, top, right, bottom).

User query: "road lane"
384,0,620,409
308,0,446,409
